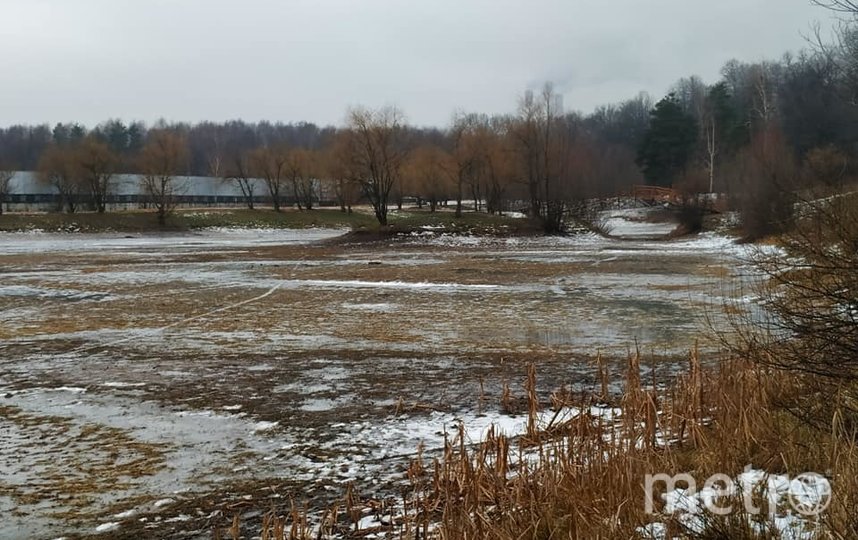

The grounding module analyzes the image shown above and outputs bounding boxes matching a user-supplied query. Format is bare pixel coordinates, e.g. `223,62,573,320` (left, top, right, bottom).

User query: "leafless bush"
730,187,858,381
674,194,709,235
729,128,797,241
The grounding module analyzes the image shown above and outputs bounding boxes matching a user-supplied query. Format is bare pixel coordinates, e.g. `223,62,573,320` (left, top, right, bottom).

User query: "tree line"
1,19,858,235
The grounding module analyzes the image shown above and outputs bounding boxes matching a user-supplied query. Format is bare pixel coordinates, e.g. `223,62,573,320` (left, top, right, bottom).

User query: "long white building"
3,172,330,211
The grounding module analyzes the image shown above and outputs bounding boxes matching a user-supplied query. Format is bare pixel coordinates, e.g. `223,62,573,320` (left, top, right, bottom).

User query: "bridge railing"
631,185,681,203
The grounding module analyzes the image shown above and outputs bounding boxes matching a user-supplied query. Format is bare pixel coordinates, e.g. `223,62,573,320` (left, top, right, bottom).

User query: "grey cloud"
0,0,834,127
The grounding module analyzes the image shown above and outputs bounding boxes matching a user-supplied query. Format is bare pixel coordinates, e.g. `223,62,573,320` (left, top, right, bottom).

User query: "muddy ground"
0,221,752,539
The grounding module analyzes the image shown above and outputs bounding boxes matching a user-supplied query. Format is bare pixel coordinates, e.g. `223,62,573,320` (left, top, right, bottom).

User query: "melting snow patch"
247,364,274,372
424,234,484,247
153,498,175,509
282,279,498,291
0,285,112,302
94,522,120,533
51,386,87,393
341,302,397,312
102,382,146,388
112,509,137,519
253,421,279,432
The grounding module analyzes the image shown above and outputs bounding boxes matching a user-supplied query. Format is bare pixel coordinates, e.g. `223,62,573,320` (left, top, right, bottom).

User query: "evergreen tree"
706,82,745,154
636,93,698,187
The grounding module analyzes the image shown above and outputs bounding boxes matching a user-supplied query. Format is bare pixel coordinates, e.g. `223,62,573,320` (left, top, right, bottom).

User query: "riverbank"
0,207,543,236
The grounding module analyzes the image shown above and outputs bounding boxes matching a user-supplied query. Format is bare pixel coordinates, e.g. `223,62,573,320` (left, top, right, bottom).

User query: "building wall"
3,172,335,211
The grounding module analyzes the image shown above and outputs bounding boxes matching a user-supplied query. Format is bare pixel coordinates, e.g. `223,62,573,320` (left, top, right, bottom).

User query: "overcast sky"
0,0,837,128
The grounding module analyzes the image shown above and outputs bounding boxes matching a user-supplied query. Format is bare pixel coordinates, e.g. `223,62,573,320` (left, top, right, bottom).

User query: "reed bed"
226,346,857,540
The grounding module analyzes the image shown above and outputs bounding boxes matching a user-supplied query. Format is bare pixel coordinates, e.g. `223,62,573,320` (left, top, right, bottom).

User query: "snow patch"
94,522,120,533
253,421,279,432
102,382,146,388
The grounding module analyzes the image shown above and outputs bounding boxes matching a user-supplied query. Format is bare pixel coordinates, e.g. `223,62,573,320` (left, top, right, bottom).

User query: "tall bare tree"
733,126,797,240
511,95,543,219
512,83,568,232
343,106,409,226
482,129,514,215
450,113,488,217
0,168,13,215
326,133,359,214
285,148,318,210
76,136,117,213
38,145,82,213
703,111,718,193
138,131,189,226
251,146,288,212
225,151,257,210
405,144,452,212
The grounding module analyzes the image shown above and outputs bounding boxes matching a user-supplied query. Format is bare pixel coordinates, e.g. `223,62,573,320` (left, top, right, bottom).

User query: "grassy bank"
0,207,536,235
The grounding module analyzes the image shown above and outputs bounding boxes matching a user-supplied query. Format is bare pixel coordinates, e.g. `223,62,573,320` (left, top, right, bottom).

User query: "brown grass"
0,404,169,523
228,347,857,539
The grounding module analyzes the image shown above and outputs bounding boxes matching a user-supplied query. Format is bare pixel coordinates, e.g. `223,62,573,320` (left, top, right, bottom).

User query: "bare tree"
251,146,288,212
511,97,542,219
226,151,257,210
732,127,797,240
285,148,318,211
730,176,858,382
812,0,858,13
0,168,13,215
511,83,569,232
205,131,224,180
76,137,117,213
804,145,849,191
405,144,452,212
343,106,409,226
326,133,359,214
138,131,189,226
671,75,708,121
476,121,515,215
703,111,718,193
449,113,491,217
38,145,82,213
466,122,492,213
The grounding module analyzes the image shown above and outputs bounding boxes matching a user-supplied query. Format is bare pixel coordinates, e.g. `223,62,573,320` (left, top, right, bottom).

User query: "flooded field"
0,219,752,539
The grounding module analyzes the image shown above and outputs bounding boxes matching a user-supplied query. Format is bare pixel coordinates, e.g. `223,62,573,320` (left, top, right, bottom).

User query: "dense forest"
1,20,857,235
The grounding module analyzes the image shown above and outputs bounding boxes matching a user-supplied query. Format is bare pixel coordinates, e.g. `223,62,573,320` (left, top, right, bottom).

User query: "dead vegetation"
211,344,854,539
1,212,843,538
0,404,169,524
222,183,858,539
